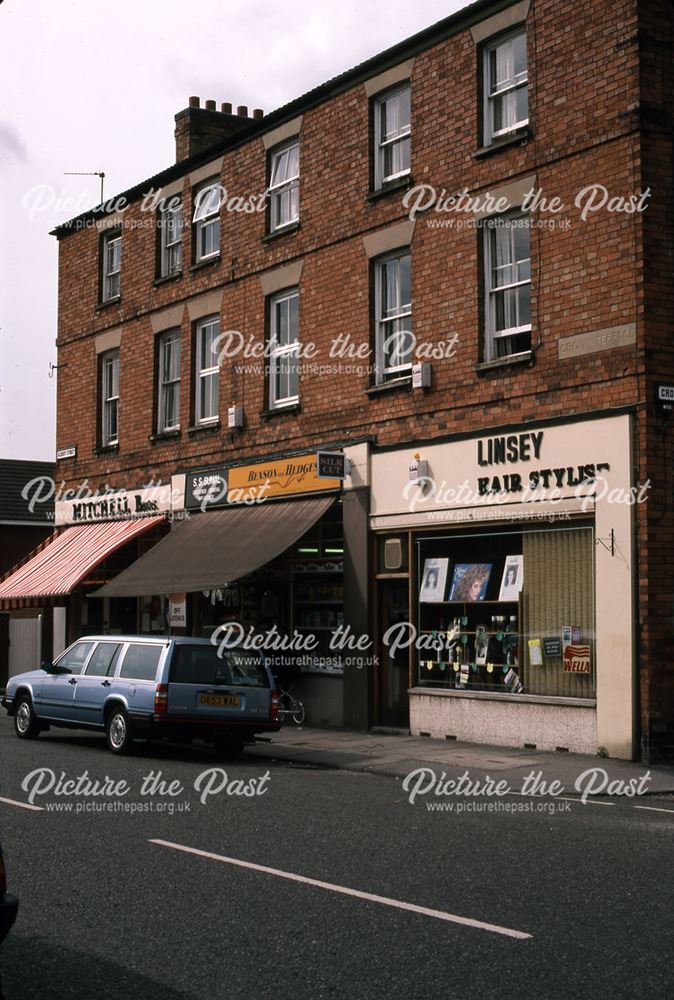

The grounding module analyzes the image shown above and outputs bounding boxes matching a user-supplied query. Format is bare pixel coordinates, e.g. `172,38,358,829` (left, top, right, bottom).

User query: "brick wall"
52,0,674,747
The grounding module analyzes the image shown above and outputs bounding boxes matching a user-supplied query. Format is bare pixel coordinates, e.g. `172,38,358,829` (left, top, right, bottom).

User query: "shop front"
0,484,173,667
370,412,636,759
94,445,371,729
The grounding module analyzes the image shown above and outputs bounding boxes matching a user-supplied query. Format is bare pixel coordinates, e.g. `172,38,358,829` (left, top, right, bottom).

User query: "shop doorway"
377,578,410,728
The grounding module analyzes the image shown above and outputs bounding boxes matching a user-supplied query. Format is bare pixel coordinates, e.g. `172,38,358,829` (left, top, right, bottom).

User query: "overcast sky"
0,0,468,462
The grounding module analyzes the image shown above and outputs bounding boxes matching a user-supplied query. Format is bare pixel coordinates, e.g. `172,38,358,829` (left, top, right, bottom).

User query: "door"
36,640,95,722
72,641,123,725
8,616,41,679
377,579,410,728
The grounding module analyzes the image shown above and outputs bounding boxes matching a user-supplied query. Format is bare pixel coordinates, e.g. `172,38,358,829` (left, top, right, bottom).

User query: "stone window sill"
475,350,534,373
262,221,301,244
186,420,221,436
472,127,532,160
365,376,412,397
366,175,413,203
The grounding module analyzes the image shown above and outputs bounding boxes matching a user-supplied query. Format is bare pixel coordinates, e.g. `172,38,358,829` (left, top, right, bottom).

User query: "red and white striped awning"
0,517,166,600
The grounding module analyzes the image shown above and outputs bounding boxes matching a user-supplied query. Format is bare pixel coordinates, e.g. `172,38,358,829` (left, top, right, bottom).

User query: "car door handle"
68,678,77,685
101,680,111,687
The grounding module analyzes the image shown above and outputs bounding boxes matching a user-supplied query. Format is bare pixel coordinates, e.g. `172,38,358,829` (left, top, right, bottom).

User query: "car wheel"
14,695,40,740
213,734,244,759
106,707,134,755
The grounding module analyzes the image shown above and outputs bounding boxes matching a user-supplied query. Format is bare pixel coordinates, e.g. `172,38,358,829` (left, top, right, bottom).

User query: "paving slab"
247,726,674,798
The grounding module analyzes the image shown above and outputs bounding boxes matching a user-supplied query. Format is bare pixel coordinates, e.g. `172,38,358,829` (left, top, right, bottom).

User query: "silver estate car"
1,636,281,756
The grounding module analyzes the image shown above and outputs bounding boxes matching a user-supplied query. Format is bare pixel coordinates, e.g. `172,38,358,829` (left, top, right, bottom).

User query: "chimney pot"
188,96,200,108
205,99,216,111
237,105,248,118
221,102,232,115
253,108,264,120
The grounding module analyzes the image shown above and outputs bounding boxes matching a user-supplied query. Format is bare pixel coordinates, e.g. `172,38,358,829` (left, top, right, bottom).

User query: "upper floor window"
157,330,181,433
374,85,411,189
374,251,413,383
159,200,183,277
483,29,528,144
101,350,119,446
269,289,299,409
269,141,300,232
193,181,221,262
195,316,220,424
101,230,121,301
483,214,531,361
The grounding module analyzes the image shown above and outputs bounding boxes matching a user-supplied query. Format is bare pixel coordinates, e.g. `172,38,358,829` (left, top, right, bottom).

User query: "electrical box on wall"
412,363,432,389
228,406,244,429
409,457,428,484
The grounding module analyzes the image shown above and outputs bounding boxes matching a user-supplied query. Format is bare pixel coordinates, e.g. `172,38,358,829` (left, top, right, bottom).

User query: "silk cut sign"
563,644,591,673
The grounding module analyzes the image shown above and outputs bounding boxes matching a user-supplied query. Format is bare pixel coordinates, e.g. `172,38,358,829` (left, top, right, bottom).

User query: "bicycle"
275,681,305,725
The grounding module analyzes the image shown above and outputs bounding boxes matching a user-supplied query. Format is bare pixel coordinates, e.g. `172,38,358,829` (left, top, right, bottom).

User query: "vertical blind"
521,527,595,698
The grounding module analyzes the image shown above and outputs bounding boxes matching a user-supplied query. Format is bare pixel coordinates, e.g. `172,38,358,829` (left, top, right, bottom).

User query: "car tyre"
106,706,134,755
14,695,40,740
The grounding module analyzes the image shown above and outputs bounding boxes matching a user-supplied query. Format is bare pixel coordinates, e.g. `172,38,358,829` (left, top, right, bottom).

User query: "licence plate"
199,693,241,708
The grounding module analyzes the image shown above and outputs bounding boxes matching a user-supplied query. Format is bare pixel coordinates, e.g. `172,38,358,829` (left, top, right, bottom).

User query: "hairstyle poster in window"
419,558,449,603
499,554,524,601
448,563,492,602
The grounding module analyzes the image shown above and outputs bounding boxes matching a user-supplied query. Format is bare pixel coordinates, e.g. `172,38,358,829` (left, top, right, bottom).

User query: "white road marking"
149,838,532,940
553,796,614,806
0,795,43,812
634,805,674,816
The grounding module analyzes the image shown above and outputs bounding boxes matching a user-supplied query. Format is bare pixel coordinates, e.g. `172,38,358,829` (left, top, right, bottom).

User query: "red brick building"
2,0,672,759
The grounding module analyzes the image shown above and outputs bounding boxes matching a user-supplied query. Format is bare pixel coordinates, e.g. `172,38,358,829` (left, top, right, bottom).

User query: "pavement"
247,725,674,797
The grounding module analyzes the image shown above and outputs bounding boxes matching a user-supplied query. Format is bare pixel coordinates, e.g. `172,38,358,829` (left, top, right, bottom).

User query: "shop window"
483,213,531,361
268,288,300,408
159,199,183,277
194,315,220,424
374,250,413,383
192,180,221,262
157,330,181,433
373,84,411,189
415,525,595,698
100,349,119,447
268,140,300,233
100,229,121,301
483,29,528,145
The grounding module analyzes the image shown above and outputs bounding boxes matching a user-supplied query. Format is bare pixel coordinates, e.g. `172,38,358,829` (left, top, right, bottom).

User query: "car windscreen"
170,645,269,688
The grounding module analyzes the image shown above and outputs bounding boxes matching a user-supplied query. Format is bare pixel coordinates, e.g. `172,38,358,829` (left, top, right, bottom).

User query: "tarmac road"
0,716,673,1000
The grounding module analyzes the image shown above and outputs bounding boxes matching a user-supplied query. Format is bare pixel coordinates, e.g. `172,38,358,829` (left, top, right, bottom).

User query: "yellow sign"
227,453,340,502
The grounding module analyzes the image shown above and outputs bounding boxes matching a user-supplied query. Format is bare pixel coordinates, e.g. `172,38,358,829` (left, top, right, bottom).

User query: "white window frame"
195,315,220,425
101,230,121,301
101,350,119,447
269,140,300,233
374,84,411,190
483,213,531,362
160,200,183,277
483,28,528,145
193,181,221,262
269,289,300,409
157,330,181,433
374,250,413,384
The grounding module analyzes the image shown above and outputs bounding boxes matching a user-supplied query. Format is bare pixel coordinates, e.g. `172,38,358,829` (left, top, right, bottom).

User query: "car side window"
119,644,163,682
54,641,95,675
84,642,122,677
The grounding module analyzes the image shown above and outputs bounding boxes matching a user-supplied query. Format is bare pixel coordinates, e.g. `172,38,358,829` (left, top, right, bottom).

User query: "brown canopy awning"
93,497,334,596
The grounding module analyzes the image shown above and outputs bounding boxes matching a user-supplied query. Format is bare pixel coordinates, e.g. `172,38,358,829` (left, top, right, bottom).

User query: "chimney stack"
174,98,263,162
